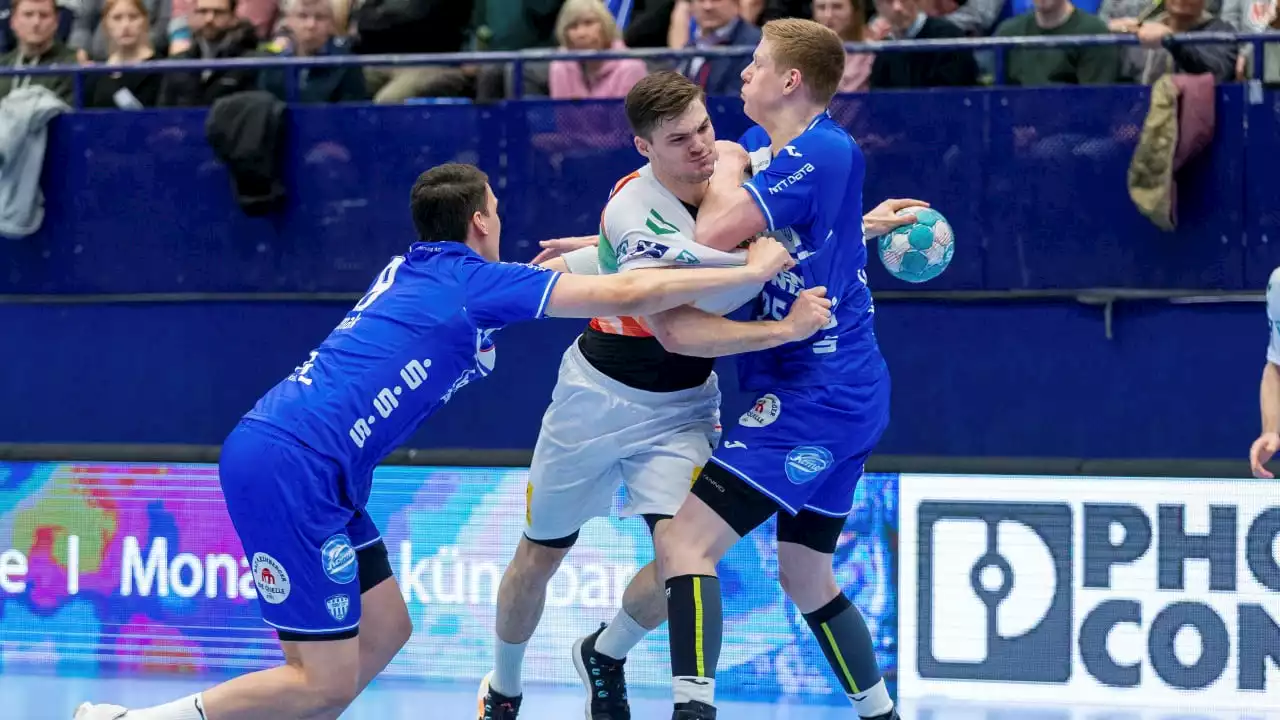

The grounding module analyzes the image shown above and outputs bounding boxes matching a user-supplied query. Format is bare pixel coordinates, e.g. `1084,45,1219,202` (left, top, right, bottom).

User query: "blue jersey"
244,242,561,483
736,113,886,390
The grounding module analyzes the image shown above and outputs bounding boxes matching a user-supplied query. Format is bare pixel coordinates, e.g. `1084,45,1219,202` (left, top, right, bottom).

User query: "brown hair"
762,18,846,106
410,163,491,242
624,70,705,139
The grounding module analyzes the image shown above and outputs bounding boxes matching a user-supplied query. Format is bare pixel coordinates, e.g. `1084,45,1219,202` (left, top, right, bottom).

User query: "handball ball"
877,206,955,283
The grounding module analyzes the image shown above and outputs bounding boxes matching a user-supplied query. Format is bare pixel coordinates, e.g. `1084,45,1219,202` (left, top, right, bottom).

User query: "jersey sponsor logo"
769,163,816,195
675,250,700,265
251,553,291,604
739,394,781,427
326,593,351,622
619,238,670,264
320,534,358,585
724,440,748,450
645,209,679,236
782,145,803,158
784,445,834,485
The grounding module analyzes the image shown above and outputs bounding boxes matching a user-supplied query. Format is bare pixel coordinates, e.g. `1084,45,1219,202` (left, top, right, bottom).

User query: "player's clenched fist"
783,287,832,341
745,235,795,279
1251,432,1279,478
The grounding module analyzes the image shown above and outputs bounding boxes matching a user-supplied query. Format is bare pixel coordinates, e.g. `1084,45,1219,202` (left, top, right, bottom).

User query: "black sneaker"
572,623,631,719
672,700,717,719
476,672,522,720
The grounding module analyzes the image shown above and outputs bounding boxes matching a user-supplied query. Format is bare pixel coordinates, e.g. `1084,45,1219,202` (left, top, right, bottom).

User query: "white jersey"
586,165,763,335
1267,267,1280,366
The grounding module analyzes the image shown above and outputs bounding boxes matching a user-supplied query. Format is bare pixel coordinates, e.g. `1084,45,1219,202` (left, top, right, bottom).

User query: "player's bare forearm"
695,163,766,252
648,305,792,358
543,237,792,319
539,257,570,272
1261,363,1280,434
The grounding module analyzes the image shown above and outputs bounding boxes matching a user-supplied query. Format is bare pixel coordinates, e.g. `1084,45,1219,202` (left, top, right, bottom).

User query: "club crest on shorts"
251,553,291,604
785,446,834,485
325,594,351,623
739,394,781,427
320,534,358,585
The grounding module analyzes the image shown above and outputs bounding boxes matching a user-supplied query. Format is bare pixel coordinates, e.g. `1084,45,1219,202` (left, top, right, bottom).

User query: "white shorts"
524,339,722,543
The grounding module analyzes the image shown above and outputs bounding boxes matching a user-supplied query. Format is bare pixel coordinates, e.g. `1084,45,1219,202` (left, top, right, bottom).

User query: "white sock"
593,610,650,660
850,679,893,718
489,637,528,697
673,676,716,706
126,693,207,720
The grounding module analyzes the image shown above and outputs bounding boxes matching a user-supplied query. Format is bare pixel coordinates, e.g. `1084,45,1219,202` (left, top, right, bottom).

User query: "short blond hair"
554,0,621,48
762,18,846,106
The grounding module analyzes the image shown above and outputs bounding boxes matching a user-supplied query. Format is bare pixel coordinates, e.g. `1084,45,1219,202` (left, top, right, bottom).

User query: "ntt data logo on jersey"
899,475,1280,710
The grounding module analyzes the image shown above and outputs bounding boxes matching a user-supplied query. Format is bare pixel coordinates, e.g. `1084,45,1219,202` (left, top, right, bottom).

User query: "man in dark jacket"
869,0,978,88
0,0,77,101
159,0,262,107
678,0,762,97
259,0,366,103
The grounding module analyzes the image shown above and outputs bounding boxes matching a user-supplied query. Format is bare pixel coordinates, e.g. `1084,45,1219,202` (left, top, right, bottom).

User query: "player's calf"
777,539,894,720
484,534,573,711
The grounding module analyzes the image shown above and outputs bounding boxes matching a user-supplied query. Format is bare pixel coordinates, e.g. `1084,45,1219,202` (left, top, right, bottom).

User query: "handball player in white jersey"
476,71,834,720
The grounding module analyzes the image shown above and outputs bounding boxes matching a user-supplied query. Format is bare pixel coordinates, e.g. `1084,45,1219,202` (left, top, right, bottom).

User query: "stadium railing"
0,32,1275,107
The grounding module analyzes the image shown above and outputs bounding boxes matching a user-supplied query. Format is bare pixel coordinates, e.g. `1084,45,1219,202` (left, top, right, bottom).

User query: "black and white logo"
917,501,1074,683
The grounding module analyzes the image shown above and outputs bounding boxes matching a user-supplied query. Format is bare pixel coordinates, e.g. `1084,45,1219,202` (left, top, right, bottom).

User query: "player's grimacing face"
648,102,718,183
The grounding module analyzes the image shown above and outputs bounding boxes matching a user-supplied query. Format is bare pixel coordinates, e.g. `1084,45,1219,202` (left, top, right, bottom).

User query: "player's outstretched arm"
1250,362,1280,478
647,288,832,358
542,237,793,319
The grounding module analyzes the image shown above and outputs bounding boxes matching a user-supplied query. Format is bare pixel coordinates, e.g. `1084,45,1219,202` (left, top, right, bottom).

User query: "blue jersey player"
653,19,925,720
73,163,795,720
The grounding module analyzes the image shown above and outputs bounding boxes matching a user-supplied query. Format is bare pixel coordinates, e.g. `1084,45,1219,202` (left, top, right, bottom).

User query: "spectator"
741,0,765,22
157,0,261,106
259,0,366,103
814,0,873,92
995,0,1117,85
356,0,475,103
68,0,168,60
0,0,77,102
623,0,679,47
86,0,164,107
1,0,74,55
941,0,1005,35
869,0,977,88
676,0,761,96
1221,0,1279,81
548,0,648,99
1131,0,1236,84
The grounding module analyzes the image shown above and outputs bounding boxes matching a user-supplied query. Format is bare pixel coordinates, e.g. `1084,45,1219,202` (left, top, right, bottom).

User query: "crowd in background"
0,0,1277,109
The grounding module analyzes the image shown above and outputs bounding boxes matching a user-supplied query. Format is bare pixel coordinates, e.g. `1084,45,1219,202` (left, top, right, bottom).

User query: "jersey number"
353,257,406,312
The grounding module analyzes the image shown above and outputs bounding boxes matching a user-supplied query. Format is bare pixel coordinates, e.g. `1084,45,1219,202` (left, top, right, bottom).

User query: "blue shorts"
219,420,382,637
709,377,890,517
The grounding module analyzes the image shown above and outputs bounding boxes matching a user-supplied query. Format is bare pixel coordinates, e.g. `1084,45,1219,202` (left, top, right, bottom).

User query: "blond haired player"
476,71,834,720
655,19,915,720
